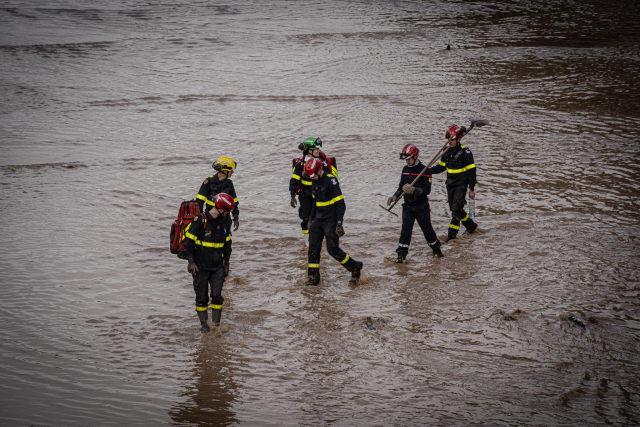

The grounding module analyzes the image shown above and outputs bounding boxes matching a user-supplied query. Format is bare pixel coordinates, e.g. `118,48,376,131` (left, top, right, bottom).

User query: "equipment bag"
170,199,201,256
291,155,339,195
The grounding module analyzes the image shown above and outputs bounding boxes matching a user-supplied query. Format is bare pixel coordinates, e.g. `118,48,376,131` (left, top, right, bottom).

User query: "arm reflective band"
292,174,301,180
316,194,344,207
301,180,312,186
447,164,476,174
234,198,238,203
196,194,207,201
206,199,215,206
439,160,446,166
226,235,231,241
331,166,338,178
185,231,199,241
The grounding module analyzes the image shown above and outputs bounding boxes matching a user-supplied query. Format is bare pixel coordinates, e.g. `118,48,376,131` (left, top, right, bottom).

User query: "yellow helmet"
212,156,237,173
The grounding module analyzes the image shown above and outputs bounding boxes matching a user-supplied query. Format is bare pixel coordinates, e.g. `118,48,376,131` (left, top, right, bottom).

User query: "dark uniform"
181,211,231,313
393,161,442,258
307,172,361,284
196,175,239,258
289,154,336,236
429,144,478,239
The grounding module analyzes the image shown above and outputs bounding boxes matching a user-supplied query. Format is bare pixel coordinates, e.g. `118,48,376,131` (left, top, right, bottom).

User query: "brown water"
1,1,639,425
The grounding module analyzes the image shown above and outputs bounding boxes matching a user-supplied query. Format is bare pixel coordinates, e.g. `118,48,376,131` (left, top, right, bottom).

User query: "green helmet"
299,137,323,151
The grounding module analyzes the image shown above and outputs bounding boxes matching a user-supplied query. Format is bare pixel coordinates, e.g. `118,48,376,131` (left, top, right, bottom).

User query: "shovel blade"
469,118,489,127
379,204,399,217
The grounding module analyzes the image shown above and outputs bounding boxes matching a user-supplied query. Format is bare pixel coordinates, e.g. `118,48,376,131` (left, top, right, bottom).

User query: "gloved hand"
223,260,230,278
233,216,239,231
387,195,398,206
290,196,297,208
336,222,345,237
188,258,199,275
402,184,415,194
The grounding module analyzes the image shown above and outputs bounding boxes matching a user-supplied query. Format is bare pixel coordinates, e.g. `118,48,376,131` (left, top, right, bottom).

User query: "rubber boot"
463,218,477,234
197,310,210,333
306,269,320,286
446,227,458,243
395,254,406,263
211,307,222,327
432,246,444,258
350,261,363,281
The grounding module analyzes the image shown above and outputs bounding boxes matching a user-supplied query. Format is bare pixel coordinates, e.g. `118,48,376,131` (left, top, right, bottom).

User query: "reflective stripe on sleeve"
234,198,238,203
447,164,476,174
185,231,199,241
292,173,301,180
196,194,207,201
316,194,344,207
301,180,312,186
206,199,215,206
340,254,350,264
439,160,446,166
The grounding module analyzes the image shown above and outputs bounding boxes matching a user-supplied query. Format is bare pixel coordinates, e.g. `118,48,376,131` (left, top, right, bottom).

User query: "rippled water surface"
1,1,639,425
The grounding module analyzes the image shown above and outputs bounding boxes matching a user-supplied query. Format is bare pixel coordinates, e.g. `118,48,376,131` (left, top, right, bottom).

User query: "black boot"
395,251,407,263
197,310,210,333
351,261,363,281
432,246,444,258
463,219,478,234
446,227,458,243
306,269,320,286
211,307,222,327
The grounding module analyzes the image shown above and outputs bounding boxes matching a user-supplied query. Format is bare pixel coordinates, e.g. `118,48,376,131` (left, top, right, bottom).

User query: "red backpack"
170,200,203,258
291,153,338,195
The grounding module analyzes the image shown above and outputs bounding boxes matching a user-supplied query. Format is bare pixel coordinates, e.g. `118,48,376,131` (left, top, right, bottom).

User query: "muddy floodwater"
1,1,639,425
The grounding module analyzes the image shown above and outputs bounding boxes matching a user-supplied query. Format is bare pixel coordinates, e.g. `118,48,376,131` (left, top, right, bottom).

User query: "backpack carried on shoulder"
291,154,338,195
170,199,202,258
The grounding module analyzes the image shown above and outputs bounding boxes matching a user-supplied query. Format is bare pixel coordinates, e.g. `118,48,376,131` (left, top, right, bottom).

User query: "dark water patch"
0,7,38,20
0,41,115,57
2,162,87,173
203,5,241,15
37,7,103,21
362,316,387,331
289,30,429,43
117,9,152,20
88,94,414,108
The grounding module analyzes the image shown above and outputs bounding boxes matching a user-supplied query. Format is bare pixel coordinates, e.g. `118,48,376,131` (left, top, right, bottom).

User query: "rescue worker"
305,158,363,286
428,124,478,242
387,143,443,262
196,156,239,276
181,193,234,333
289,137,337,243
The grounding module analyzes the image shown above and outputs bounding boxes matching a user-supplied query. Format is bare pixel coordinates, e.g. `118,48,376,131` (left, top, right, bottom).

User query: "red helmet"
304,158,323,178
445,124,467,140
213,193,235,213
400,144,419,160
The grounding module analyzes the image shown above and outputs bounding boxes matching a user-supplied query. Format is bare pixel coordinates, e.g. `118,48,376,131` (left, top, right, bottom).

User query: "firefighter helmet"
298,137,323,151
212,156,237,172
304,158,323,178
400,144,419,160
213,193,235,213
445,124,467,140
